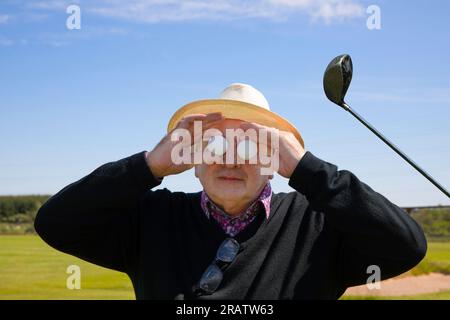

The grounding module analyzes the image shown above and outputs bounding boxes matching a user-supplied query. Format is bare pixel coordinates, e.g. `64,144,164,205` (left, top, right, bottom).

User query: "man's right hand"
146,112,224,179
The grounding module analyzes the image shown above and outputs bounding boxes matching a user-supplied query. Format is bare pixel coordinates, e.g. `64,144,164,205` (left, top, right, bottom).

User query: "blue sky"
0,0,449,206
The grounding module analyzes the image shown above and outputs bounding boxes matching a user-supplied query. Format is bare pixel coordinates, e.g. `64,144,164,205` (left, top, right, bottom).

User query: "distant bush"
0,195,50,233
0,223,34,234
411,208,450,240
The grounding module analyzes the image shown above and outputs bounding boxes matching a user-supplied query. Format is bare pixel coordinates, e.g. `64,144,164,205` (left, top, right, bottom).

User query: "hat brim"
167,99,304,148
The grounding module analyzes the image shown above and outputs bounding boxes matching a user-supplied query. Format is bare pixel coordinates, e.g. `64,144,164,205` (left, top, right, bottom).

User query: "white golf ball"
205,135,228,156
237,139,258,160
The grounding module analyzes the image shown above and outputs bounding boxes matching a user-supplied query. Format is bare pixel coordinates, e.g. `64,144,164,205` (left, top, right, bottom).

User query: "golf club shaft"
342,102,450,198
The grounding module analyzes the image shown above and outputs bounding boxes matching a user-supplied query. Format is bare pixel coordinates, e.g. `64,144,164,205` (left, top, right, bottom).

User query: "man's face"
194,119,272,207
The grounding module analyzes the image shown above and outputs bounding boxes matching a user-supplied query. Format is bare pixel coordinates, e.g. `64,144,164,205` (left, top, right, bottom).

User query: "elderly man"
35,83,427,300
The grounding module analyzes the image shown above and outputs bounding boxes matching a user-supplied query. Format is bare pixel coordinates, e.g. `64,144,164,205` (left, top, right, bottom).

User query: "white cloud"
0,14,10,23
3,0,364,47
87,1,276,23
268,0,365,23
25,0,365,24
310,1,365,23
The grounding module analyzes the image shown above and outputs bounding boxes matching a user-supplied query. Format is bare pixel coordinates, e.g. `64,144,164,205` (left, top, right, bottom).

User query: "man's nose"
224,162,240,168
222,151,241,168
224,138,246,167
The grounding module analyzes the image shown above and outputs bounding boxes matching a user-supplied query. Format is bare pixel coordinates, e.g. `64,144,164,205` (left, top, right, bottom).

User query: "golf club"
323,54,449,198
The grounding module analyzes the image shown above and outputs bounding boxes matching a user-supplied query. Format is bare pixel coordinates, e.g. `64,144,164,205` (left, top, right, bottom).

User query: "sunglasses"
193,238,240,296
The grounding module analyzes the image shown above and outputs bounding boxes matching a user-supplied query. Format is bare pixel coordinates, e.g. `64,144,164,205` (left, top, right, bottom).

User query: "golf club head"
323,54,353,107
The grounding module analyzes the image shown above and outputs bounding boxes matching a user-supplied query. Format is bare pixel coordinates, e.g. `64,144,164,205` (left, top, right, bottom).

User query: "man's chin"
212,187,245,200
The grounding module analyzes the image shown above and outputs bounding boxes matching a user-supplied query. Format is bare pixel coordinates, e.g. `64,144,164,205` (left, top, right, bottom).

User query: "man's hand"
239,122,306,179
146,112,224,179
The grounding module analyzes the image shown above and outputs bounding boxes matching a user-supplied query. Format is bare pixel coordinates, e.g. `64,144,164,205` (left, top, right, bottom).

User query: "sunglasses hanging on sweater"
193,237,241,296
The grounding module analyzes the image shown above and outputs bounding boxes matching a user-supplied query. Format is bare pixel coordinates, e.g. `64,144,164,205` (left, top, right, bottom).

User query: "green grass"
0,235,134,299
409,242,450,275
1,236,449,300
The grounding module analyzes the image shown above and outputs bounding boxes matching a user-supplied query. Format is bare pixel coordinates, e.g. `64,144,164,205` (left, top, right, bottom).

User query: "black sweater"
34,150,427,300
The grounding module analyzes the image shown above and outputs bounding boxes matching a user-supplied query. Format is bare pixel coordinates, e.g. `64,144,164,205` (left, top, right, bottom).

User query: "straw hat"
167,83,304,148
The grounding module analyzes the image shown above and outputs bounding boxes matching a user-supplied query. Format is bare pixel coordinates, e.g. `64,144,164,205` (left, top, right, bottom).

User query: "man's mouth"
217,176,244,181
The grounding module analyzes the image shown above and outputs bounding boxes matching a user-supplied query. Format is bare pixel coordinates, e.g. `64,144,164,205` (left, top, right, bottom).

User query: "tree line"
0,195,50,234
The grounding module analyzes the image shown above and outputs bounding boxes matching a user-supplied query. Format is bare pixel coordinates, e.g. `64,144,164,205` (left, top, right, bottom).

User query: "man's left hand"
239,122,306,179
